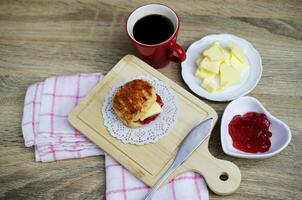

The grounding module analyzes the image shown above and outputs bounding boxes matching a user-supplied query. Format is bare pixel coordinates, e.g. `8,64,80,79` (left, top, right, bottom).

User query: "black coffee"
133,14,174,45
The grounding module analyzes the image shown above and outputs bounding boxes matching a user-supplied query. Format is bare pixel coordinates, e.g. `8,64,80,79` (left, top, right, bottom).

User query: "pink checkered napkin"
22,73,104,162
105,156,209,200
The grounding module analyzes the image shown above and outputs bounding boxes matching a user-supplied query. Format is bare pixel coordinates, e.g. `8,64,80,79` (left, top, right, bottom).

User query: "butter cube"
220,63,241,87
230,54,246,72
228,42,248,65
222,48,231,65
199,57,220,74
196,57,202,67
140,102,162,121
203,42,226,62
195,68,217,80
202,78,220,93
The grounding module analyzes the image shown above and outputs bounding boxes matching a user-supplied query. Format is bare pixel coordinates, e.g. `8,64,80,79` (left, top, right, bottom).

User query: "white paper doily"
102,76,178,145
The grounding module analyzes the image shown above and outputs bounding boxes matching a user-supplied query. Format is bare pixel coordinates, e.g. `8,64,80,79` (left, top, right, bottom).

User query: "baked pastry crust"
113,79,156,127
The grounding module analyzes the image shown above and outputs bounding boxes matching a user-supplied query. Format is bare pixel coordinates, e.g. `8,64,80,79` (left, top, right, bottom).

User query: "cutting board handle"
189,148,241,195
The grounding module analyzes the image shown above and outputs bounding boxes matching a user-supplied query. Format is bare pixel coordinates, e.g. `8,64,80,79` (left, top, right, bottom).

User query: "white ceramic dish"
221,96,292,159
181,33,262,102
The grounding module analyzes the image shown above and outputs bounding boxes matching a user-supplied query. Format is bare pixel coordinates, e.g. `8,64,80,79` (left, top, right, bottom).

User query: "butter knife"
144,118,213,200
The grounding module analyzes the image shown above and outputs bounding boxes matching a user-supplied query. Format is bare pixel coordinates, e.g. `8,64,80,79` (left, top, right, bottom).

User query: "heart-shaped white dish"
181,34,262,101
221,96,292,159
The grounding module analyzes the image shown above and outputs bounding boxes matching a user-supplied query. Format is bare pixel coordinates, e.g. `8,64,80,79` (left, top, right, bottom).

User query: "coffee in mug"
133,14,174,45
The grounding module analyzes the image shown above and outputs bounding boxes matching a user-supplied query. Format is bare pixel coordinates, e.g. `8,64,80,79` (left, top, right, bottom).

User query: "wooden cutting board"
68,55,241,195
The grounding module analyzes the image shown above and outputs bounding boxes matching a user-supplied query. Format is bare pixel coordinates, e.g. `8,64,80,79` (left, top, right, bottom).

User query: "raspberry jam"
139,94,164,125
228,112,272,153
155,93,164,107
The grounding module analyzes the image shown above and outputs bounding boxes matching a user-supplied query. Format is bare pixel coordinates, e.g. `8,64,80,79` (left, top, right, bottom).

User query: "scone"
113,79,164,127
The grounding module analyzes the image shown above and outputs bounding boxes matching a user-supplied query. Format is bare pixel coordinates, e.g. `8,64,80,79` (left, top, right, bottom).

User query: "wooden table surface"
1,0,301,199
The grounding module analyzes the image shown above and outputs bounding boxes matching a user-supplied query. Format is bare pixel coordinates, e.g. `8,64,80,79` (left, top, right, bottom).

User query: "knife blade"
144,118,213,200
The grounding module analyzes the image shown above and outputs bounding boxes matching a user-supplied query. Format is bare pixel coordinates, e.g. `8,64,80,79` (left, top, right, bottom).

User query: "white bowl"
181,33,262,102
221,96,292,159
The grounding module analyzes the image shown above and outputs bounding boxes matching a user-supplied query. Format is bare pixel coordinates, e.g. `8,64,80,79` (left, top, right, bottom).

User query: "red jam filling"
139,94,164,125
228,112,272,153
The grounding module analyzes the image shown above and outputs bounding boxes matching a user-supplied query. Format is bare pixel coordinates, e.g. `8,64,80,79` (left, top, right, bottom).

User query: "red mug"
126,4,186,68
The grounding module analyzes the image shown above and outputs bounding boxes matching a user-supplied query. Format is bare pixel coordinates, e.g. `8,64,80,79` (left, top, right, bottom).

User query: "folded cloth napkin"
22,73,104,162
22,73,208,199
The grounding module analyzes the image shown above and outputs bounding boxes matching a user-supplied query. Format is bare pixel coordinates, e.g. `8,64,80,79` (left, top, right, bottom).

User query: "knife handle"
144,164,176,200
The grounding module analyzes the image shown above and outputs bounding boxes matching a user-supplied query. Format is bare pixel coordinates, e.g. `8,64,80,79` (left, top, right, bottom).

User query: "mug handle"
168,41,186,63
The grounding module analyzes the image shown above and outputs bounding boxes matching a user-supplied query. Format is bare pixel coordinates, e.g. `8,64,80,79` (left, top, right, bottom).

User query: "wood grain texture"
0,0,301,199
